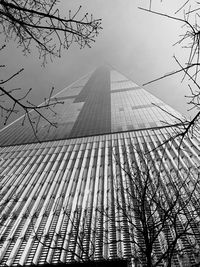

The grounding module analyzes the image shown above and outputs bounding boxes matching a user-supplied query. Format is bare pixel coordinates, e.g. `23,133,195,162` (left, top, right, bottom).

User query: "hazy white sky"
1,0,195,128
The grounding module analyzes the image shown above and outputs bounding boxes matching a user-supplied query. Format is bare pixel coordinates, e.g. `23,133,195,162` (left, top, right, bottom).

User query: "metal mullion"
47,144,89,263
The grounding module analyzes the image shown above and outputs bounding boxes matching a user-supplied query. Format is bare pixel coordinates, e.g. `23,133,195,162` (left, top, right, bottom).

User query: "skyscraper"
0,66,199,266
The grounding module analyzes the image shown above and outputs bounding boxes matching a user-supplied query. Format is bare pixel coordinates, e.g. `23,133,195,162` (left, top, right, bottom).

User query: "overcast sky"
1,0,194,128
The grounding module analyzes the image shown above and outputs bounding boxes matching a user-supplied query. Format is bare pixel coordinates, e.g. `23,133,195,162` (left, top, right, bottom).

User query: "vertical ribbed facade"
0,66,199,266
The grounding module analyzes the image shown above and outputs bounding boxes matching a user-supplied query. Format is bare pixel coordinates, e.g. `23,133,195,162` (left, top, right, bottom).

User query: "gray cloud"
0,0,192,128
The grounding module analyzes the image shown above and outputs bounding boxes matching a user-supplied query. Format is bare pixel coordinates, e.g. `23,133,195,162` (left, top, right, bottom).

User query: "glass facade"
0,66,200,266
0,129,200,265
0,67,183,146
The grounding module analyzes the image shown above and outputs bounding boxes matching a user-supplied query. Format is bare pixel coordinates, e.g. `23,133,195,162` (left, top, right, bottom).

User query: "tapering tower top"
0,66,182,146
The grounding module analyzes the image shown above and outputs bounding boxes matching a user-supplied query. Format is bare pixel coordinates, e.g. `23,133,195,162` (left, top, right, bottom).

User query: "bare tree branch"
103,143,200,266
0,0,102,64
0,62,64,141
